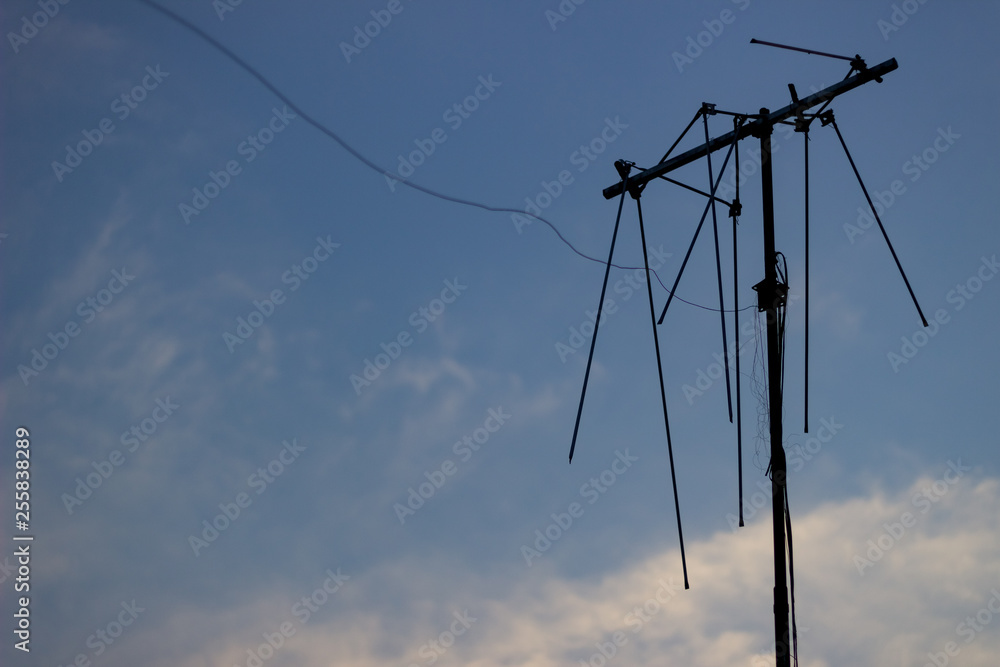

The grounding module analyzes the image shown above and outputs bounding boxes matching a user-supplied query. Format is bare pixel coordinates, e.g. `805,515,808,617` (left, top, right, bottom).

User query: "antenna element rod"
750,38,855,62
568,163,633,463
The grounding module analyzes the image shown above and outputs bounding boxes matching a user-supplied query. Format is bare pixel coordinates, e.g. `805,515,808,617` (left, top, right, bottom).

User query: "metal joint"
614,159,634,179
729,199,742,219
752,276,789,312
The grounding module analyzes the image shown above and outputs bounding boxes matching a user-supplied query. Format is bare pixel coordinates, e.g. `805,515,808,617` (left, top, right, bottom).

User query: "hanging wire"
785,486,799,667
773,250,796,667
133,0,760,318
732,115,745,526
775,252,789,404
703,110,735,423
750,311,770,473
803,124,810,434
637,196,690,589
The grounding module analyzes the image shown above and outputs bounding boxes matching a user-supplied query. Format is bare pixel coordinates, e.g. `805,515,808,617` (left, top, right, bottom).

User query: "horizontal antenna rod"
749,38,855,62
602,58,897,199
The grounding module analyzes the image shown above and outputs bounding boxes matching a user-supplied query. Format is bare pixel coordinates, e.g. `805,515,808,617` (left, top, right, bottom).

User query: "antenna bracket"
729,199,742,219
752,276,789,312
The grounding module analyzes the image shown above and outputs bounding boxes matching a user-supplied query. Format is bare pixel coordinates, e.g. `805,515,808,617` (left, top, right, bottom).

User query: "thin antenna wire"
825,115,929,327
132,0,706,306
637,196,689,589
703,111,734,423
568,165,632,463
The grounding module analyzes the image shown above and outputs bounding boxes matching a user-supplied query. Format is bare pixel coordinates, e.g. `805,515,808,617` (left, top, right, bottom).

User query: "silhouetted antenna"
703,106,735,423
572,43,928,667
750,38,855,62
732,115,746,524
750,38,883,82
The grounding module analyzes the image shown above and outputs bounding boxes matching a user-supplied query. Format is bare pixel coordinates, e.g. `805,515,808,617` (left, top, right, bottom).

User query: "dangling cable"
803,125,810,434
568,163,632,463
775,253,789,403
784,485,798,667
637,195,689,589
703,110,734,423
658,118,740,324
732,116,745,527
824,113,929,327
133,0,688,300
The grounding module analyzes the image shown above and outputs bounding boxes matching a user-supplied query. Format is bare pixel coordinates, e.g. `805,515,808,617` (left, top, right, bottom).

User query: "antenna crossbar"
602,57,897,199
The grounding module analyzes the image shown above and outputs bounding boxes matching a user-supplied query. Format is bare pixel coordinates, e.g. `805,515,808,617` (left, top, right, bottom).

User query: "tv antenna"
568,39,927,666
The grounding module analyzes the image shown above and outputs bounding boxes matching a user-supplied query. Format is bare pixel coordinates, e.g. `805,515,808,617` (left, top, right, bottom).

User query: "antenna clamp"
752,275,789,312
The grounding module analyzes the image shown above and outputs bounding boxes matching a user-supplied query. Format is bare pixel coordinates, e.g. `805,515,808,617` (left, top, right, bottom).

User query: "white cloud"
146,470,1000,667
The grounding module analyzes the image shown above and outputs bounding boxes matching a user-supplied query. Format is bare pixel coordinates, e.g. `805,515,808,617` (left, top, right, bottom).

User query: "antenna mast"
572,42,927,666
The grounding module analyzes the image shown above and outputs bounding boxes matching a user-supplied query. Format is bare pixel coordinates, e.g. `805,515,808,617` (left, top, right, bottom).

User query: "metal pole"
756,109,791,667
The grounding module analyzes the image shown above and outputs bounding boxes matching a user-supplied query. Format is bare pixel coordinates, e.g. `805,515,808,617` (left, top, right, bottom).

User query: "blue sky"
2,1,999,665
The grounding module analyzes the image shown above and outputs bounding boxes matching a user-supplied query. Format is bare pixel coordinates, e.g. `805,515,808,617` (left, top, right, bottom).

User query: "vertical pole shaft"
758,110,790,667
